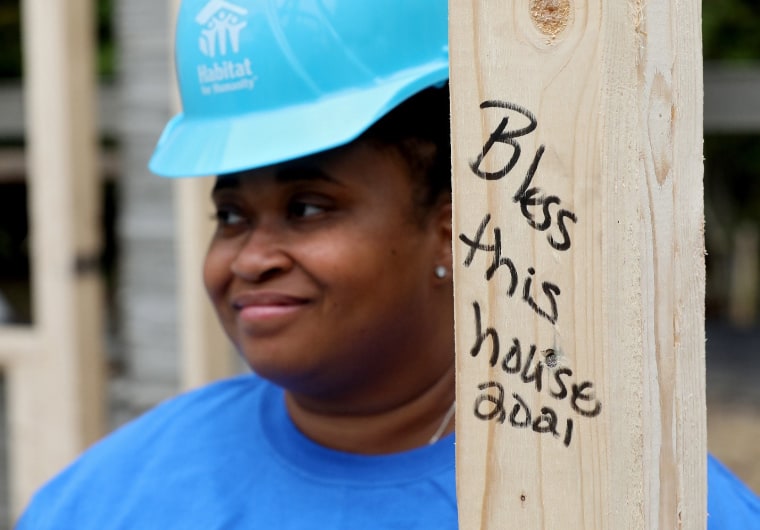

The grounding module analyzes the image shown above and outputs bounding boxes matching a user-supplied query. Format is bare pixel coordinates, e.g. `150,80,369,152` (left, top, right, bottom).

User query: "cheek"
203,241,233,302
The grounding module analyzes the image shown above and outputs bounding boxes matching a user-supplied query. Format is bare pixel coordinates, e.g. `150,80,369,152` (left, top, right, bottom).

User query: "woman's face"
204,141,453,403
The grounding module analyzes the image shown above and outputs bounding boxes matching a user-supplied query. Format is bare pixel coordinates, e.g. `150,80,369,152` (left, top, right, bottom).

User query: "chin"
238,344,319,388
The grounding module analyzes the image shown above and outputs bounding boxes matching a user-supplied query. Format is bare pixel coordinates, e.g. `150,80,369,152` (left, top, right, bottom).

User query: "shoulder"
708,454,760,529
16,374,271,529
58,371,268,463
89,373,268,448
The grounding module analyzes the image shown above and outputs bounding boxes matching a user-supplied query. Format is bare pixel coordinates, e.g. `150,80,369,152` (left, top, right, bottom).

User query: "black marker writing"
473,380,574,447
468,100,578,251
468,302,602,418
460,222,561,325
571,381,603,418
464,100,596,449
470,300,500,366
469,101,538,181
522,267,560,325
512,144,578,251
460,213,518,288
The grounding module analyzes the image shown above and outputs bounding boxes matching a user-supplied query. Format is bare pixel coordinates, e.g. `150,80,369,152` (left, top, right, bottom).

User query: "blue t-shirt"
16,375,760,529
708,453,760,528
17,375,457,529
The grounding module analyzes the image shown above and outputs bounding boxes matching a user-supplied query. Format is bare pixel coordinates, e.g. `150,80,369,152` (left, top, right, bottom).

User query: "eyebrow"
211,165,343,194
274,166,344,186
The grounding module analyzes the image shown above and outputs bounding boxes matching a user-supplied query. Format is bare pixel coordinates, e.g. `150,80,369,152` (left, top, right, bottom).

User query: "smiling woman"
203,137,455,453
15,1,459,528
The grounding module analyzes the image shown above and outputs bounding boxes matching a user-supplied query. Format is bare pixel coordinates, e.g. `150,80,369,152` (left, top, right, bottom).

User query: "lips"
231,292,310,323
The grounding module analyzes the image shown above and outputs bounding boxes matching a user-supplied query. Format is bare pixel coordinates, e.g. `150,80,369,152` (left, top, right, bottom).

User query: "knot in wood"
545,351,559,368
530,0,571,37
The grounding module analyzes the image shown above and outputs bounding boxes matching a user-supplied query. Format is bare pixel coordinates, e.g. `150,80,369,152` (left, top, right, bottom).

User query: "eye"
288,198,329,219
212,206,247,227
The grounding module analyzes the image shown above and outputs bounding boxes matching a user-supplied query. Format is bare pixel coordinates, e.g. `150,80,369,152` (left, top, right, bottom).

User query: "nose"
230,222,293,283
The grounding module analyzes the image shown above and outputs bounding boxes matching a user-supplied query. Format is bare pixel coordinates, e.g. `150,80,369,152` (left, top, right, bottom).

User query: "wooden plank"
0,83,121,139
0,147,120,183
8,0,105,517
176,177,237,389
0,328,40,364
450,1,705,528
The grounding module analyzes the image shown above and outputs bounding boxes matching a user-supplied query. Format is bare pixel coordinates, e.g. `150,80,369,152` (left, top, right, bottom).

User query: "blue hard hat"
149,0,449,177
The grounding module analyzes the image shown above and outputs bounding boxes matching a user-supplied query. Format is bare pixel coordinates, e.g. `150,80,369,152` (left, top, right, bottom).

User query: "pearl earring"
435,265,447,279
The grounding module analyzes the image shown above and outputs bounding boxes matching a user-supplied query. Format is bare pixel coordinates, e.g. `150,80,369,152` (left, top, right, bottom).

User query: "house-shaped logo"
196,0,249,58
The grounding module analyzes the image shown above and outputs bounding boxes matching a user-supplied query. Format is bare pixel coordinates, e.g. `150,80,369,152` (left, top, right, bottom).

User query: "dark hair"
359,84,452,216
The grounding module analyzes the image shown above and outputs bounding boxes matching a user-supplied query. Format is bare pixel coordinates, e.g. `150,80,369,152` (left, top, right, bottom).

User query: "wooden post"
175,177,237,389
450,1,705,528
3,0,105,517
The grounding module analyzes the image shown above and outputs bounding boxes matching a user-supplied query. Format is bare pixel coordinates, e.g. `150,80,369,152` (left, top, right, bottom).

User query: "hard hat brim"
149,62,449,178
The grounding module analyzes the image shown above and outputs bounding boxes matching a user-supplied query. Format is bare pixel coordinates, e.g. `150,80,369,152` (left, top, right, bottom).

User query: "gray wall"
112,0,179,422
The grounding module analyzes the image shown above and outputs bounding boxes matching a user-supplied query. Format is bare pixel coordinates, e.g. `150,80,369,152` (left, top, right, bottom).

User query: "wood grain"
450,0,705,528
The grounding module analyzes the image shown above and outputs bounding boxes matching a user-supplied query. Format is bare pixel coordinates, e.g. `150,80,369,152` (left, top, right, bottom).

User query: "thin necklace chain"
428,401,456,445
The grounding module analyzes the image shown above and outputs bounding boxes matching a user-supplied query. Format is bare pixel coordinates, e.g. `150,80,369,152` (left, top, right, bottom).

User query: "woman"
17,1,760,528
19,2,458,528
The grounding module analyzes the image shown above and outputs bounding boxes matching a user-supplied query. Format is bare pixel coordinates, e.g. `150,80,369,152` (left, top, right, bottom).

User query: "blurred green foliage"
706,135,760,225
703,0,760,61
0,0,114,79
97,0,115,77
0,1,22,78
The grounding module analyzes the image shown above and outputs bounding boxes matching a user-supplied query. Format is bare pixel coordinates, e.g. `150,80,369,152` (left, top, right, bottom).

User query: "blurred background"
0,0,758,527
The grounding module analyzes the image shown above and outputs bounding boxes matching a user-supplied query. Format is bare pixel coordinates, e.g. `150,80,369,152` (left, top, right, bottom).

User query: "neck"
284,363,456,454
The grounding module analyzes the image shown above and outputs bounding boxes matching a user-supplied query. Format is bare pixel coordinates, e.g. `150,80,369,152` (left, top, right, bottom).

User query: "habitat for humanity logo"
195,0,257,95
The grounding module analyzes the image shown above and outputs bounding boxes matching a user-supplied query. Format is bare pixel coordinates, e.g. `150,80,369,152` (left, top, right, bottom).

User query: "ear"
432,199,453,274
